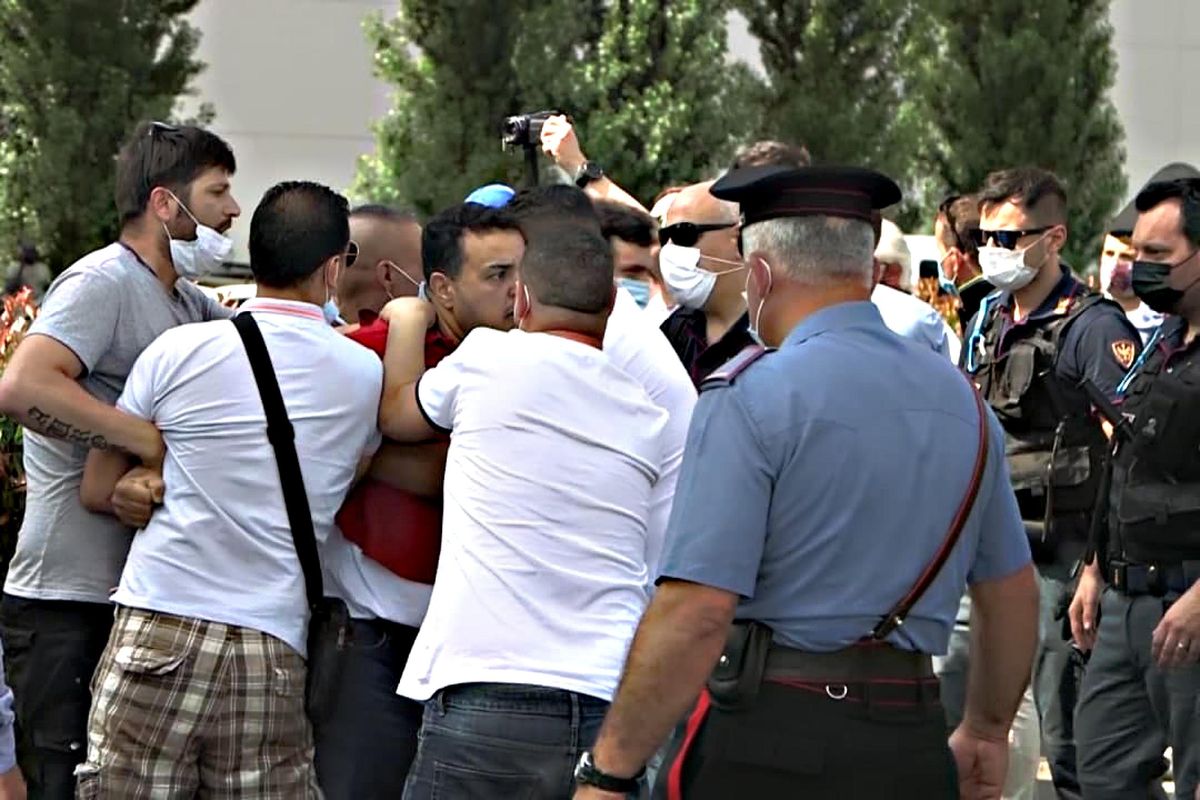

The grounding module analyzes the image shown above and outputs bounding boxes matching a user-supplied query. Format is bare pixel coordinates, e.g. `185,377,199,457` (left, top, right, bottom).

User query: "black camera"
501,110,562,149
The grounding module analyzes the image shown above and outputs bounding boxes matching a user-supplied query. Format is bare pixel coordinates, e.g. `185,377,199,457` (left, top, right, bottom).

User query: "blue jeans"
313,618,425,799
402,683,609,800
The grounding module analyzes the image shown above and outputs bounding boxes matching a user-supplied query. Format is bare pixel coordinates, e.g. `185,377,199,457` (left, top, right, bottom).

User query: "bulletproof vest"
968,292,1109,539
1108,333,1200,563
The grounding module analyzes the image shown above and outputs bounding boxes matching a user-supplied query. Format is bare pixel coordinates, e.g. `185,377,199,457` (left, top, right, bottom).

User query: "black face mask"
1132,251,1200,314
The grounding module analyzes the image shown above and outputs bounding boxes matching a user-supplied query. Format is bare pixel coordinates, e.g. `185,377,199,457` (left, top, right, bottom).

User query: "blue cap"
464,183,515,208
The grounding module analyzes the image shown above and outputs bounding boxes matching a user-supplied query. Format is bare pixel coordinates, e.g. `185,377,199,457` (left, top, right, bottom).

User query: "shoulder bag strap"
231,313,323,610
867,378,990,641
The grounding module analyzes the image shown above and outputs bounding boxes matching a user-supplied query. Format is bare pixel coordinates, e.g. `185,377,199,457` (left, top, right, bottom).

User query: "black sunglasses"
971,226,1054,251
658,221,736,247
345,240,359,268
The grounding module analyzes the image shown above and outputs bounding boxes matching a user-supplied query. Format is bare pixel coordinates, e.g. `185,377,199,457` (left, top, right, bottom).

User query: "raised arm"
378,298,440,442
541,116,650,214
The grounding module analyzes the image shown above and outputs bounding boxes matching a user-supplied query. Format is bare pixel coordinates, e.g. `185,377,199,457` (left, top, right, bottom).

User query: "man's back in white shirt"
400,327,669,702
111,299,382,655
604,287,697,577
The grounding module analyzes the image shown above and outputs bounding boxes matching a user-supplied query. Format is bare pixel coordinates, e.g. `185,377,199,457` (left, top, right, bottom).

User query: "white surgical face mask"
163,191,232,279
659,242,743,310
977,232,1051,292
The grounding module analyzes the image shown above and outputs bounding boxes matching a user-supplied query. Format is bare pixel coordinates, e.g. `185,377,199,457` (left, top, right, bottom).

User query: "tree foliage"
0,0,208,273
733,0,933,227
911,0,1125,267
355,0,756,214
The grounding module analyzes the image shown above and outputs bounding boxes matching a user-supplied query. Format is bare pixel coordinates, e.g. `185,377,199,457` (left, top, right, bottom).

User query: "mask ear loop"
165,189,201,227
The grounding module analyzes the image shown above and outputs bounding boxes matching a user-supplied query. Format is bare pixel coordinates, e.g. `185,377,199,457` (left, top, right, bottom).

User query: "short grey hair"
741,216,875,287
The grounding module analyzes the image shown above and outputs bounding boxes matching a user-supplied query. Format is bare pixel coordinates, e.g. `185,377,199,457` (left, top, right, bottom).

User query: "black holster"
707,621,773,711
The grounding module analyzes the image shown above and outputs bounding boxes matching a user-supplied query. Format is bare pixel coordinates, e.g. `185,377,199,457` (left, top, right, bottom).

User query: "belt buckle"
1112,564,1124,590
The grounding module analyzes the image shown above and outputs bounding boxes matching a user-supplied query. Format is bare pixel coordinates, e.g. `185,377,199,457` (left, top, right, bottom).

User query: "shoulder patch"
700,345,772,391
1111,339,1137,370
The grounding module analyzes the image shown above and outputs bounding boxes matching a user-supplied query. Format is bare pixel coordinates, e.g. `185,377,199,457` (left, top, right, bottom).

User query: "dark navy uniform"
1076,315,1200,799
651,166,1031,799
962,268,1141,798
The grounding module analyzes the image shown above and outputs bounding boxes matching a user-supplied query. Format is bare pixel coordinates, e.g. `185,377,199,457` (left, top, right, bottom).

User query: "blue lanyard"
1116,325,1164,397
964,295,997,374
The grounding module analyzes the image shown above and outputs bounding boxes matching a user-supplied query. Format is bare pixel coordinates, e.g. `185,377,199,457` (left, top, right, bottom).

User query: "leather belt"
1108,560,1200,597
763,644,934,682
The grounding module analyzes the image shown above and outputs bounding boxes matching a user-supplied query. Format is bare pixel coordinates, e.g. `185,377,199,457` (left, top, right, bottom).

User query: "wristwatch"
575,161,604,189
573,751,642,793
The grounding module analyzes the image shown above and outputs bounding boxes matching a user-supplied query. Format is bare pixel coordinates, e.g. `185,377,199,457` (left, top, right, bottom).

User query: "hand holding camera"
540,115,586,175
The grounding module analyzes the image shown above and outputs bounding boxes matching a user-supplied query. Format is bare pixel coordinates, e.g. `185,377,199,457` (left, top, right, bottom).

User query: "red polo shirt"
335,317,456,584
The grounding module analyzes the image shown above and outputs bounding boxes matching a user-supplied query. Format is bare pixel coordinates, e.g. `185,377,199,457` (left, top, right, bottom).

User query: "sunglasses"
971,226,1054,251
345,240,358,268
658,221,736,248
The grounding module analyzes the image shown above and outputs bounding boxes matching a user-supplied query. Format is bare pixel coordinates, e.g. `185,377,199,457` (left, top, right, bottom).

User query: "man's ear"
871,257,884,288
377,260,395,295
325,255,341,292
148,186,176,224
429,272,453,307
944,250,962,283
1048,224,1069,256
514,278,528,321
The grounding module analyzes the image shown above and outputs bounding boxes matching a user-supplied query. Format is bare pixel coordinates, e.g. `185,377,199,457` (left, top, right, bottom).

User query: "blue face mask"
323,299,342,326
617,277,652,309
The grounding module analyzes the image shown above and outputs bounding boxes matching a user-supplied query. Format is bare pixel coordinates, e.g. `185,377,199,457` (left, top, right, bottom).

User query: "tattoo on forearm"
27,406,116,450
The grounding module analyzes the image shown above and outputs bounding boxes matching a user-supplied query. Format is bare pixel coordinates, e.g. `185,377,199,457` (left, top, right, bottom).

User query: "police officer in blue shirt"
571,166,1038,800
961,168,1142,800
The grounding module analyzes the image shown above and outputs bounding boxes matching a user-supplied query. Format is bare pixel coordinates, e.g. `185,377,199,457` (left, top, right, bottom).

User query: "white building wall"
1110,0,1200,196
183,0,399,263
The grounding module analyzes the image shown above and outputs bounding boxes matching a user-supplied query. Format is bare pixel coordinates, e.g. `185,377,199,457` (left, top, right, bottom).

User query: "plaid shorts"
76,606,321,799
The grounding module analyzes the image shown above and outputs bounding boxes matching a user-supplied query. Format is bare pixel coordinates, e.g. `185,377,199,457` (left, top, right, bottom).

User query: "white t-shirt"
399,327,669,702
605,288,697,578
1126,301,1164,346
323,527,433,628
112,299,382,655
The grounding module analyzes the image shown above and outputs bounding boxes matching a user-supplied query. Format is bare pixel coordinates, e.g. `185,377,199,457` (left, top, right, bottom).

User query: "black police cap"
710,165,902,227
1109,162,1200,236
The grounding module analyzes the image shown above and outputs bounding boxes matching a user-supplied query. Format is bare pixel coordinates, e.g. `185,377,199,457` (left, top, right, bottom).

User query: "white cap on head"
875,219,912,290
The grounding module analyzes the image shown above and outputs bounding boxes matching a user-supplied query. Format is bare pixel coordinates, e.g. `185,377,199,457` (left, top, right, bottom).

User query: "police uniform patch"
1111,339,1136,369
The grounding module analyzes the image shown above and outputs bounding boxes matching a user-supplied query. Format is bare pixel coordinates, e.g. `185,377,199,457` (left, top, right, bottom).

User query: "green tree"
356,0,757,214
733,0,932,227
912,0,1125,268
0,0,208,274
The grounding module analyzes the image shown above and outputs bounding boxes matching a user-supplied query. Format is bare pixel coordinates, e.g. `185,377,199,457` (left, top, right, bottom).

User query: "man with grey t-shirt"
0,121,239,799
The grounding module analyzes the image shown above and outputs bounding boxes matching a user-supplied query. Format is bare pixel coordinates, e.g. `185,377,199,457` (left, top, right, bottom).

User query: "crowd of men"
0,112,1193,800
